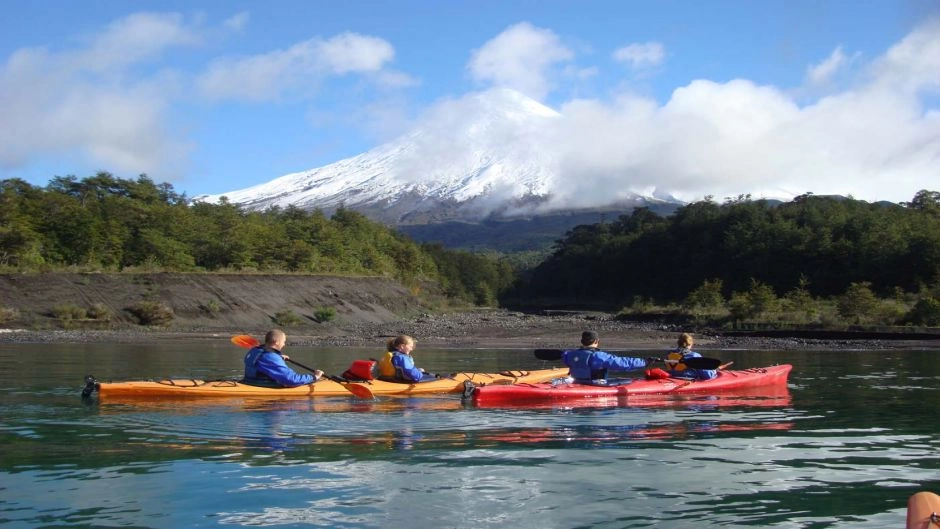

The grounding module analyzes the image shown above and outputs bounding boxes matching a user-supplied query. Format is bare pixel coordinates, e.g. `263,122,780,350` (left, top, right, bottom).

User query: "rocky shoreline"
2,309,938,351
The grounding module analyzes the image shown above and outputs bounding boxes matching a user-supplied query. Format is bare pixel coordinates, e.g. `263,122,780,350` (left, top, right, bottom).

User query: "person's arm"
392,353,425,382
594,351,647,372
257,353,315,386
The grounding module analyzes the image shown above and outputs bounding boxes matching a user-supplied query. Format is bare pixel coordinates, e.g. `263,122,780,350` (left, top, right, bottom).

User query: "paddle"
533,348,723,370
231,335,375,399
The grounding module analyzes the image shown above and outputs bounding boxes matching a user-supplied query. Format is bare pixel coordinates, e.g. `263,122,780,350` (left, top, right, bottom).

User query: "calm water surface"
0,341,938,528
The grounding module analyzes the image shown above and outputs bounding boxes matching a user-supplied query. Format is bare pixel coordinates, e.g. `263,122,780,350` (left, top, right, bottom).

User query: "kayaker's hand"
281,354,291,360
314,370,324,380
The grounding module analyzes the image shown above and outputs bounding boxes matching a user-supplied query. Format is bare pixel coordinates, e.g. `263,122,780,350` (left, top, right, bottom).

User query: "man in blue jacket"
562,331,647,385
243,329,323,387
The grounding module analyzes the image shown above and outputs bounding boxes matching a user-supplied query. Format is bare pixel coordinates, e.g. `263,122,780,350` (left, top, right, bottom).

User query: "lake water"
0,341,937,528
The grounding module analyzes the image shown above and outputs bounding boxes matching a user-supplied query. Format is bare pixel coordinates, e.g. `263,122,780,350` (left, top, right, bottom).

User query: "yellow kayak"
86,368,569,400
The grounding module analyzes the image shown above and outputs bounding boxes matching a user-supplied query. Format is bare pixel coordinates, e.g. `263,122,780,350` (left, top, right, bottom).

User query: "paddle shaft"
284,357,319,376
533,348,723,370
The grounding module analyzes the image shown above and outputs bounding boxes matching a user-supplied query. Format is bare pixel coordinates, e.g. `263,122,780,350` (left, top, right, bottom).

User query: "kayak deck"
470,365,792,406
89,367,570,400
907,491,940,529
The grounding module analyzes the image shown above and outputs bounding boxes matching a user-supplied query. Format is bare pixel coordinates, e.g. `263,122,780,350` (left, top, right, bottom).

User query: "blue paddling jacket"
378,351,436,383
665,349,718,380
243,347,315,387
562,347,647,384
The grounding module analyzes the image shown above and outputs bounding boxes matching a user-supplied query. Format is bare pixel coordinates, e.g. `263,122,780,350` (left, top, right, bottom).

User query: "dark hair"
581,330,598,346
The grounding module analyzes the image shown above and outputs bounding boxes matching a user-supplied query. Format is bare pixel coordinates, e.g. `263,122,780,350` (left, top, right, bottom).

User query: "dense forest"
0,173,513,305
3,173,939,327
508,191,940,326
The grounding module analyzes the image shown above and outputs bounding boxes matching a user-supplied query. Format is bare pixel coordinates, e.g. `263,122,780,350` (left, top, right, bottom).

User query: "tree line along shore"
2,174,939,335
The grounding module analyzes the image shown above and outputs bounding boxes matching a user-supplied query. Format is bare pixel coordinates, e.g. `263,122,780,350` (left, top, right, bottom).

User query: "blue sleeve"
392,353,424,382
257,354,314,387
591,351,647,372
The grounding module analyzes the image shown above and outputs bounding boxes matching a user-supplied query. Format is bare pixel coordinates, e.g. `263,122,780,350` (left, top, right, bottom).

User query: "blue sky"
1,0,938,203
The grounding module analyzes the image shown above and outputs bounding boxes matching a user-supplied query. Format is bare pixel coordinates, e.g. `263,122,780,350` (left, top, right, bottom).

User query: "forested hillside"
4,174,939,329
0,174,512,306
507,191,940,326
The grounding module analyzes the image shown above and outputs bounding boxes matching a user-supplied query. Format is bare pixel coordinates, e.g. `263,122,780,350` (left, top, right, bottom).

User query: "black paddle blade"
534,349,564,361
681,356,722,370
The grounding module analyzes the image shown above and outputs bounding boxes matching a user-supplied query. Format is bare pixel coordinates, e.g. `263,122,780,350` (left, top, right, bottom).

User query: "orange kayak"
86,367,570,400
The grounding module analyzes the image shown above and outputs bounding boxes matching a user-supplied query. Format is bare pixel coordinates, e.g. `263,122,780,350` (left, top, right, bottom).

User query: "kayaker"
562,331,647,385
243,329,324,387
659,333,718,380
378,335,437,383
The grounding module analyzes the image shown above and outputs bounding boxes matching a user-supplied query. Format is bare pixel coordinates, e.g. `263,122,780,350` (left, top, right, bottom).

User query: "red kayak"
469,364,792,407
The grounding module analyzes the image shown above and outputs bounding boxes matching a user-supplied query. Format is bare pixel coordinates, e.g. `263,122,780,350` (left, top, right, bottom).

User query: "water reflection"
1,343,939,528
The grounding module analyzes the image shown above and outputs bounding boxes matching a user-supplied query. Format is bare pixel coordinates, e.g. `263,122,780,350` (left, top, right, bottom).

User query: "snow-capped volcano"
198,88,662,224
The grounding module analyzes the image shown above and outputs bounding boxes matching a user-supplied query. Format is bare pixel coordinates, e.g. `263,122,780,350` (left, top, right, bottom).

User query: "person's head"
265,329,287,350
581,330,599,346
387,335,416,354
677,332,693,349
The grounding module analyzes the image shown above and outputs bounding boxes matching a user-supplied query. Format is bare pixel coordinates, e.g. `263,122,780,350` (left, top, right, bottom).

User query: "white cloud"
612,42,665,70
223,12,250,32
806,46,847,86
467,22,573,100
197,32,398,101
315,32,394,74
545,19,940,207
868,17,940,94
80,12,202,71
0,12,197,176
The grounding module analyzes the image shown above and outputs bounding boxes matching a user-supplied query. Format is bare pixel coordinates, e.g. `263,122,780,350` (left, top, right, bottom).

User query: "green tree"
783,275,816,318
837,282,879,323
904,297,940,326
727,279,778,320
683,279,725,312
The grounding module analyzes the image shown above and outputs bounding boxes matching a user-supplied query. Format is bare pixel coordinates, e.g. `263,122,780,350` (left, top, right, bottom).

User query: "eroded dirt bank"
0,272,432,333
1,273,938,350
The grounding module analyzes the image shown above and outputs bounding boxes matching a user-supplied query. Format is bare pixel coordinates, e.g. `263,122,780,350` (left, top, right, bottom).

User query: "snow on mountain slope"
197,88,660,223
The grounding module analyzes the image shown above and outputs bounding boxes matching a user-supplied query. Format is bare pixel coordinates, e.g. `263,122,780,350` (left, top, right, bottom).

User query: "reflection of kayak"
87,368,569,400
92,395,468,414
907,491,940,529
478,422,795,444
469,365,792,407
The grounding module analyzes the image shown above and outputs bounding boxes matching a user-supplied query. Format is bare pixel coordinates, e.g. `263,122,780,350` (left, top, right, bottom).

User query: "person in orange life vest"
561,330,647,385
243,329,324,387
377,335,437,383
647,333,718,380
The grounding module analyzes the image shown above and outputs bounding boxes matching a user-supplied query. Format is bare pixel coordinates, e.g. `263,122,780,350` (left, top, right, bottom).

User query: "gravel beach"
3,309,937,351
